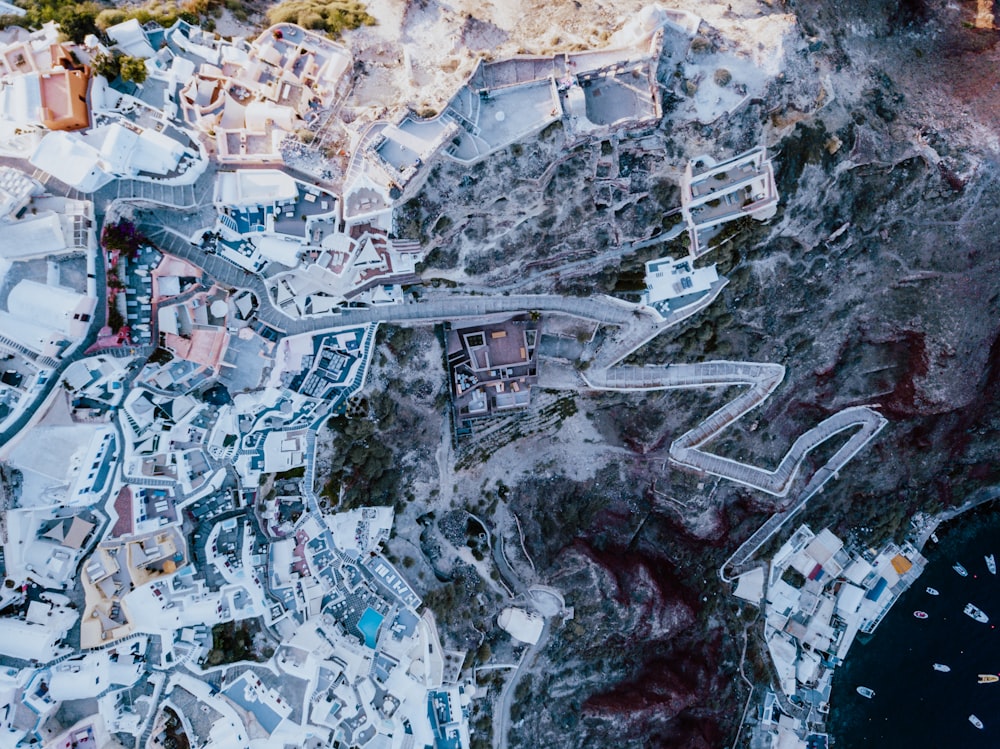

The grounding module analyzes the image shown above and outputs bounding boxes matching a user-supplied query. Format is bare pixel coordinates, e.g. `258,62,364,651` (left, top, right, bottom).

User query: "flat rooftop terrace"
581,67,657,126
476,82,560,148
690,160,767,198
376,136,419,172
345,186,389,217
689,181,773,226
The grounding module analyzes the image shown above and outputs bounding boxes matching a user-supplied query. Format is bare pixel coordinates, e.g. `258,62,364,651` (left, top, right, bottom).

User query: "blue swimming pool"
357,607,384,649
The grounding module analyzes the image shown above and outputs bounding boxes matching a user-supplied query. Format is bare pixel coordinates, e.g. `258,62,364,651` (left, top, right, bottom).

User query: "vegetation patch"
0,1,101,42
92,50,148,84
102,219,147,254
94,0,208,32
781,566,806,589
321,391,400,510
266,0,375,38
204,620,271,666
1,0,263,41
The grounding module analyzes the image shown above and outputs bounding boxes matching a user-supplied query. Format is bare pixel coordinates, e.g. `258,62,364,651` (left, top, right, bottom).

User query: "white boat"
933,663,951,672
964,603,990,624
856,686,875,699
926,587,940,596
970,714,984,729
930,532,940,543
987,554,996,575
954,563,969,577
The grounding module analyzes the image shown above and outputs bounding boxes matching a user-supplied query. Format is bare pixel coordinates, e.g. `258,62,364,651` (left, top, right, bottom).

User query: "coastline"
735,484,1000,749
827,501,1000,747
910,485,1000,554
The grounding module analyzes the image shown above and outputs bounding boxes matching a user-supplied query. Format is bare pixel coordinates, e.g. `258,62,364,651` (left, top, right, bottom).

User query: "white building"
682,147,778,256
0,617,61,661
640,255,719,311
497,607,544,645
0,597,77,662
29,130,112,191
214,169,299,207
0,165,39,218
30,122,189,191
105,18,155,59
91,122,186,177
0,279,95,357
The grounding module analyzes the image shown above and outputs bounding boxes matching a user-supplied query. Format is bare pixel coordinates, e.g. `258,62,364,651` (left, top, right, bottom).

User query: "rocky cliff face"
489,1,1000,746
392,1,1000,746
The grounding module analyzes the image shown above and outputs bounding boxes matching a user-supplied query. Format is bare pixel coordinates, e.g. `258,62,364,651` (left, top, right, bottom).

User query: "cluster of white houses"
734,524,926,749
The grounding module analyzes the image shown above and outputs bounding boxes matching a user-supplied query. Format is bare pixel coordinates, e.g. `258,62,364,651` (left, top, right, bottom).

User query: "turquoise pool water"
357,607,384,649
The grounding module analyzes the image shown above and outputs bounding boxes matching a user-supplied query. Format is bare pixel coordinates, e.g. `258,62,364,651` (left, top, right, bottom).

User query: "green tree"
0,1,100,43
94,8,128,31
120,55,148,85
90,50,121,81
55,3,100,43
475,642,491,663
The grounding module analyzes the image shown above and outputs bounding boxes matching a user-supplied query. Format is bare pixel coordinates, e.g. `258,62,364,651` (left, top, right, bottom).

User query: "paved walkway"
137,216,662,335
585,361,887,499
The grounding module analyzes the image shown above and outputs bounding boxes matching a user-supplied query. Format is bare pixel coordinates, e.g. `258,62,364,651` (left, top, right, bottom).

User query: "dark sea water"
829,508,1000,747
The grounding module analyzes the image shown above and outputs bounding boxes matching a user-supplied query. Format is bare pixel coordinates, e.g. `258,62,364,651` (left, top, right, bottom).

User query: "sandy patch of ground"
457,404,628,495
213,9,263,39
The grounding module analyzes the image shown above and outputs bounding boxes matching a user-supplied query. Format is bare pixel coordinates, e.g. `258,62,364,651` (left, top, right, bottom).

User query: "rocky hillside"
328,0,1000,746
488,2,1000,746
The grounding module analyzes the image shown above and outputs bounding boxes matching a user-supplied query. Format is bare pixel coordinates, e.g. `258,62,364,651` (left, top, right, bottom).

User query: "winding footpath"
585,362,887,499
136,202,888,583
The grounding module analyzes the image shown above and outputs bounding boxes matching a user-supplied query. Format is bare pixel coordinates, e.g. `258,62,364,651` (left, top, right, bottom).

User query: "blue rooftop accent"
865,577,887,601
427,691,463,749
219,214,238,233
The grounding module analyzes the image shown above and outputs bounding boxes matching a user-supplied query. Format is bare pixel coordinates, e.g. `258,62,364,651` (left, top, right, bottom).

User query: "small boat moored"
970,714,984,729
933,663,951,672
926,587,940,596
979,674,999,684
954,563,969,577
857,686,875,699
987,554,997,575
931,532,940,543
965,603,990,624
914,610,929,620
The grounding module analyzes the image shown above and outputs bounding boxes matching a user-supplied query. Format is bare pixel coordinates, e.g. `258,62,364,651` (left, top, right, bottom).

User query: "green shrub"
91,50,148,84
55,3,101,42
91,50,121,80
690,35,711,53
300,11,324,29
94,0,219,33
94,8,128,30
0,2,101,42
781,566,807,589
120,55,148,84
266,0,376,39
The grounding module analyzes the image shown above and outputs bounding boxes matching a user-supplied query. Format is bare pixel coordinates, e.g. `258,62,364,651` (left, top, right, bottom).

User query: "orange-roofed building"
39,46,90,131
891,554,913,575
